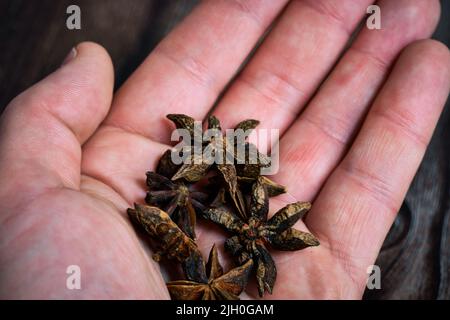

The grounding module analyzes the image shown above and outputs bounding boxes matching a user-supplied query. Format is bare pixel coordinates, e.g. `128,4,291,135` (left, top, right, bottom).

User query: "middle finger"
212,0,373,131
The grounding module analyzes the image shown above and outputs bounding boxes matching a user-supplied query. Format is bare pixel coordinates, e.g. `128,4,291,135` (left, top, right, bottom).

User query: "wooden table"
1,0,449,299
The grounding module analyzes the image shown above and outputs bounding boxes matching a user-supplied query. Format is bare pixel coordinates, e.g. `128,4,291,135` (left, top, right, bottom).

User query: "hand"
1,0,449,299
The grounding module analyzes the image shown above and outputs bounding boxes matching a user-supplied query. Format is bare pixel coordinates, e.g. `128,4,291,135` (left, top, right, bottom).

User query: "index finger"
103,0,289,144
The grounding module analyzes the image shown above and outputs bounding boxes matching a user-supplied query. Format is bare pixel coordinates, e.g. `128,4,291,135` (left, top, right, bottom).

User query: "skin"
0,0,449,299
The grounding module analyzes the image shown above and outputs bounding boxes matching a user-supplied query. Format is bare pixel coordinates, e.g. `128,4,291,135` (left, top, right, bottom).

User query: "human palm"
1,0,449,299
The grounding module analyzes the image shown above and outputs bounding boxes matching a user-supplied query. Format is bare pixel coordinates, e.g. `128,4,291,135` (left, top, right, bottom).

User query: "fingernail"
61,47,78,66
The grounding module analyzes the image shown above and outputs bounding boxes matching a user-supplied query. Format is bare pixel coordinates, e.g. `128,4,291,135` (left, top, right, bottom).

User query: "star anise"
127,204,205,281
167,114,269,220
203,176,320,297
167,244,253,300
156,149,181,178
232,123,271,179
145,171,208,239
209,174,287,198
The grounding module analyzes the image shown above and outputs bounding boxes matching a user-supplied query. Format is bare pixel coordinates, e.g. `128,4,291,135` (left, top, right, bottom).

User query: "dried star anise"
155,114,203,179
209,174,287,198
145,172,208,239
127,114,320,300
167,115,231,181
203,176,320,297
127,204,205,281
167,244,253,300
167,114,268,220
156,149,181,178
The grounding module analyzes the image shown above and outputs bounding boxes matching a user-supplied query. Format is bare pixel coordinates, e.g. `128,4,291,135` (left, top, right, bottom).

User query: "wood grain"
0,0,449,299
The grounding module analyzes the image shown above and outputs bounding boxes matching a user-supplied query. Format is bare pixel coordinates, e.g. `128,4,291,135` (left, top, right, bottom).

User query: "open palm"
1,0,449,299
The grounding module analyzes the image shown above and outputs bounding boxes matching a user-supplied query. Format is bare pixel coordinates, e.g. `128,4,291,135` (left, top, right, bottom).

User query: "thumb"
0,42,114,208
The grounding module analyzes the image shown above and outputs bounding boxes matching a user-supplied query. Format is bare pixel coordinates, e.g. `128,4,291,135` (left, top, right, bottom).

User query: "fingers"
103,0,290,143
81,0,289,202
0,42,114,201
307,39,450,290
212,0,373,131
276,0,441,200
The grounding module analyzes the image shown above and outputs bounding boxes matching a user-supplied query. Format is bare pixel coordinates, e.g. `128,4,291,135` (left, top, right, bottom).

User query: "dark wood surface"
0,0,449,299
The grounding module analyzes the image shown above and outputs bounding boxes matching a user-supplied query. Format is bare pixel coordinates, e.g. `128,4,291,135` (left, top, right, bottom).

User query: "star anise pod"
154,114,203,179
209,174,287,198
167,115,253,219
203,176,320,297
156,149,181,178
127,203,207,281
167,244,253,300
145,171,208,239
238,150,271,178
169,115,234,182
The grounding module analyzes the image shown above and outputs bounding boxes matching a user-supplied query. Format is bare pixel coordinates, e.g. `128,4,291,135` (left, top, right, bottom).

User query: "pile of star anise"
127,114,319,300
